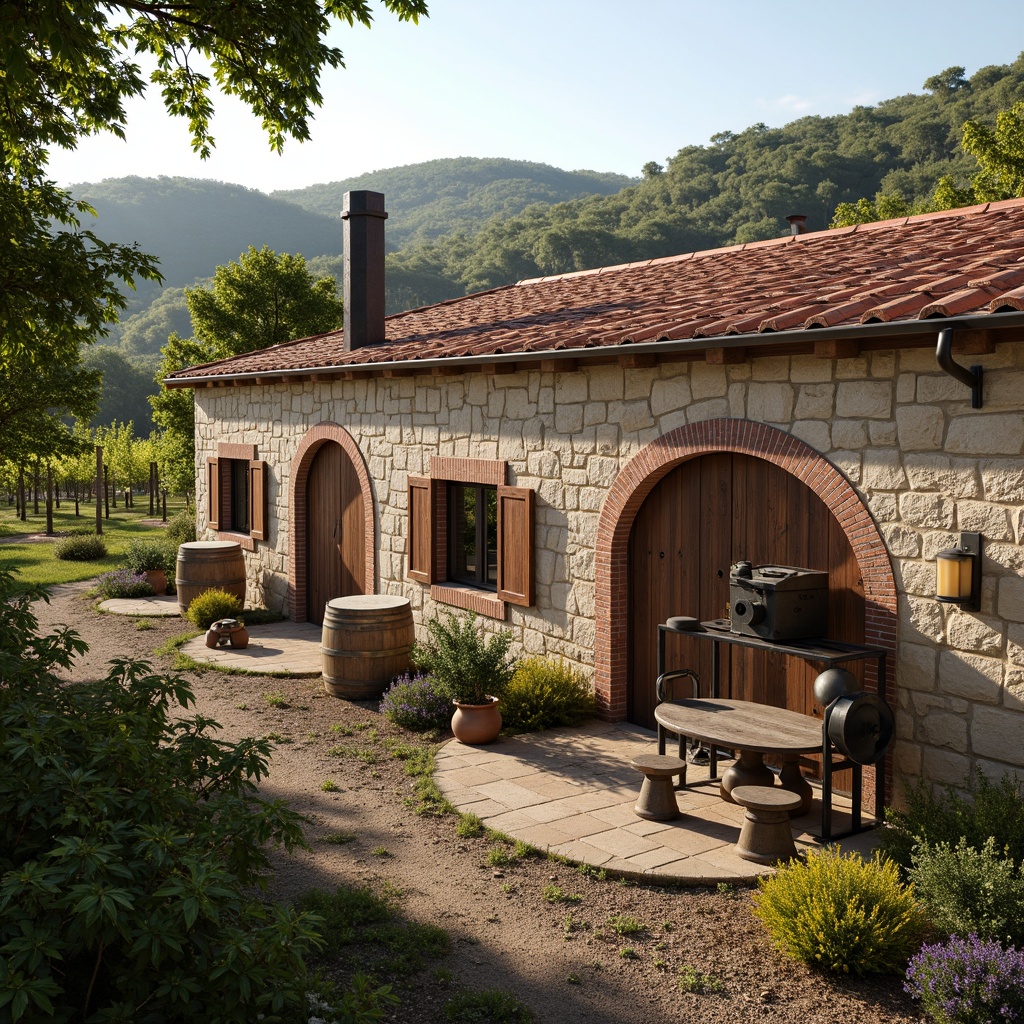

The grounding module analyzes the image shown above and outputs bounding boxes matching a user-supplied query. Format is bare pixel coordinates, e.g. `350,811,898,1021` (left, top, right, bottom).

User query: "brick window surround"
408,456,535,619
208,442,267,552
593,418,898,723
288,423,376,622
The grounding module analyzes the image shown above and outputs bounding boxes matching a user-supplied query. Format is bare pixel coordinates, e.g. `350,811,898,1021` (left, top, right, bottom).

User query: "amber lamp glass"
936,550,972,601
935,532,981,610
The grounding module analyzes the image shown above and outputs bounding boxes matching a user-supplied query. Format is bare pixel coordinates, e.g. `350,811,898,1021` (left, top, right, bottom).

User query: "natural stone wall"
193,334,1024,792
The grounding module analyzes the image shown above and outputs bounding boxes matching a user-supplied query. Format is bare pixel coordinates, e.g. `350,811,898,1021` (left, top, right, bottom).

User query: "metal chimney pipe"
786,214,808,236
342,190,388,350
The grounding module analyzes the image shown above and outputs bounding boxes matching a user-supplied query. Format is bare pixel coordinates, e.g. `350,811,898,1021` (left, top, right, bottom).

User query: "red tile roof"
166,200,1024,384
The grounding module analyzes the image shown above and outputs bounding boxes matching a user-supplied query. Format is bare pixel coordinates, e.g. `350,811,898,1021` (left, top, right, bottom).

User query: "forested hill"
84,54,1024,360
271,157,636,247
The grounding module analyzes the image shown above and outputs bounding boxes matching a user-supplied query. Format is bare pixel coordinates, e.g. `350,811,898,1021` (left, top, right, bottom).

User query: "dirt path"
31,583,919,1024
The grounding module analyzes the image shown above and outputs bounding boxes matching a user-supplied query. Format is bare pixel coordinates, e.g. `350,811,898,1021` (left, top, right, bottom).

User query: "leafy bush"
905,934,1024,1024
753,847,927,976
165,507,196,548
501,657,595,732
0,566,318,1022
882,771,1024,873
96,567,154,599
52,532,107,561
121,537,172,573
380,673,452,731
909,836,1024,946
412,612,516,705
185,587,244,629
444,988,534,1023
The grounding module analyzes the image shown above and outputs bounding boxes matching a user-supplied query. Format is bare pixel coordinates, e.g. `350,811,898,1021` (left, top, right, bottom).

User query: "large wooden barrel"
321,595,414,700
176,541,246,615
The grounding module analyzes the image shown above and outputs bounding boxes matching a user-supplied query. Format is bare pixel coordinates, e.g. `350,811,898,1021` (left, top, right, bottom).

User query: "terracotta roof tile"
166,199,1024,382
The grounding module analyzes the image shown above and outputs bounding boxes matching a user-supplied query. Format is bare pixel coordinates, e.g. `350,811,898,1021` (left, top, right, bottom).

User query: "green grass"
0,505,178,590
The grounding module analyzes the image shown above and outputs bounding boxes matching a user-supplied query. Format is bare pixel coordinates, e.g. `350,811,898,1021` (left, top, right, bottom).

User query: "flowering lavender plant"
97,568,154,599
379,673,451,732
905,933,1024,1024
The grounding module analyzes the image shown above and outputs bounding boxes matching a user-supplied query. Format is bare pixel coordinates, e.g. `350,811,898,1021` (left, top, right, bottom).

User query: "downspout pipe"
935,328,983,409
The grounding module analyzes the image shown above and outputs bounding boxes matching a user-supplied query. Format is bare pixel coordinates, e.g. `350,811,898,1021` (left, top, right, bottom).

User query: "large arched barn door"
306,441,365,625
628,452,864,762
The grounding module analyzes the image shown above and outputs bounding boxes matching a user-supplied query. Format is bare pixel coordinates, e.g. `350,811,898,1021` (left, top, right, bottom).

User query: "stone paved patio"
434,719,879,885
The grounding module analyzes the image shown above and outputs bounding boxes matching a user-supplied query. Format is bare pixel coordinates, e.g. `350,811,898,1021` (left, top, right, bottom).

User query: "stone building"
166,193,1024,796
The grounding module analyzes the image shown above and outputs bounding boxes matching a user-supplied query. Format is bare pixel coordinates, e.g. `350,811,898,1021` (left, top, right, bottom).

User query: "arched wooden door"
628,453,864,748
306,441,365,625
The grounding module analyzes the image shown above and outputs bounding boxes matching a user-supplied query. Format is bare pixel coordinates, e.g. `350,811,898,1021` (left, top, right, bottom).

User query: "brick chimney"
342,190,388,350
785,214,808,236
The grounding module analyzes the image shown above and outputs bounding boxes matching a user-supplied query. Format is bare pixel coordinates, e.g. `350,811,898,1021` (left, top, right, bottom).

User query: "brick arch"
288,422,376,621
593,418,897,720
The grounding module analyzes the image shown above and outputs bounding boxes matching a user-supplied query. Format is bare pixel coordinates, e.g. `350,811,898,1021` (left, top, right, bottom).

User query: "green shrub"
882,770,1024,873
122,537,172,573
444,989,534,1023
753,847,927,976
166,507,196,548
412,611,516,705
0,567,318,1022
909,836,1024,945
501,657,595,732
185,587,244,629
52,532,107,561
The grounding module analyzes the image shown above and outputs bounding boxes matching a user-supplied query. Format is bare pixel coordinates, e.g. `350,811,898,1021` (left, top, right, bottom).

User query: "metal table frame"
656,618,888,842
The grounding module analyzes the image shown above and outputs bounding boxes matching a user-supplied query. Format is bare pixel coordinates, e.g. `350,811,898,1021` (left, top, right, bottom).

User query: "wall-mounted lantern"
936,531,982,611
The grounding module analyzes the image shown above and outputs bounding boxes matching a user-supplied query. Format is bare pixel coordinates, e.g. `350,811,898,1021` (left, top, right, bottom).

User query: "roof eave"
162,310,1024,389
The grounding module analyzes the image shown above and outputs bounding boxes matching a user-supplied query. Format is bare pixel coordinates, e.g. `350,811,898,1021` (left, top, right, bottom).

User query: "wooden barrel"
321,595,414,700
176,541,246,615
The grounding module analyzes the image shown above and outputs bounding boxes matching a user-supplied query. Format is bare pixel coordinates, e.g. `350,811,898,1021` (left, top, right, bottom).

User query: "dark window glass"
230,459,249,532
448,483,497,588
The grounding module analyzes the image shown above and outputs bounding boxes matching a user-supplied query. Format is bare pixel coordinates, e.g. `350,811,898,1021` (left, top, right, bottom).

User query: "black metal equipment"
656,617,889,842
729,561,829,641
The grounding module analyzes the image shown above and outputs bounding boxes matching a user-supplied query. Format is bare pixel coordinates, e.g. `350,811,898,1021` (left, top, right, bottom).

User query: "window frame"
206,442,268,550
407,457,534,618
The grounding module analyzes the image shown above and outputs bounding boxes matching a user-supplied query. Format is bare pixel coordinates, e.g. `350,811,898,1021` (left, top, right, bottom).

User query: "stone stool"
630,754,686,821
731,785,801,865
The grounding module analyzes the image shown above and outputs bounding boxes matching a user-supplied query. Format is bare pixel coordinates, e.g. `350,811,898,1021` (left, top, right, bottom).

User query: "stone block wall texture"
194,338,1024,794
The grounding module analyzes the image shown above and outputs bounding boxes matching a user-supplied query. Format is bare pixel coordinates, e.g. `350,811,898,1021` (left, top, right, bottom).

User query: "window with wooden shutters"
407,458,535,616
206,444,267,549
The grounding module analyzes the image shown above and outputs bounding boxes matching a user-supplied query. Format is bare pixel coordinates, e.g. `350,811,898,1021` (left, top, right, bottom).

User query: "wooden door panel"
307,442,365,625
628,451,864,786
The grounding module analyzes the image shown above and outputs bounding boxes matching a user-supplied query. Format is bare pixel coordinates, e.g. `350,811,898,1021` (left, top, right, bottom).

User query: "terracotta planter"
451,697,502,745
205,618,249,649
144,568,167,595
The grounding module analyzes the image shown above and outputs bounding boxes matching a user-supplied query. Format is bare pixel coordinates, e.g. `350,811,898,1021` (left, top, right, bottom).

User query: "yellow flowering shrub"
753,847,926,976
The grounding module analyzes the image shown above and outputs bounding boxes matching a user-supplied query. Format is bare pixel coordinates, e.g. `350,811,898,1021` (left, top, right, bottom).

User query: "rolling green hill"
271,157,636,247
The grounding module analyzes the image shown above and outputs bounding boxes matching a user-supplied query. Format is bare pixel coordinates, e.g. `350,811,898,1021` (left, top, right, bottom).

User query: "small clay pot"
144,569,167,596
450,697,502,745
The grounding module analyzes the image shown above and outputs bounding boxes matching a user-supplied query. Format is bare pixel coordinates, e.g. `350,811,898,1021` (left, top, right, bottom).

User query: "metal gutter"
163,309,1024,388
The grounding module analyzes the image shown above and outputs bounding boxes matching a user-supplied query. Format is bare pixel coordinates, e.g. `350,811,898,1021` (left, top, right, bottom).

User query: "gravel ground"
31,580,923,1024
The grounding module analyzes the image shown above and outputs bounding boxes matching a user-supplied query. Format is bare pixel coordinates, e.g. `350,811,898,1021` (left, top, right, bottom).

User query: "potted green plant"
413,612,516,744
122,539,172,596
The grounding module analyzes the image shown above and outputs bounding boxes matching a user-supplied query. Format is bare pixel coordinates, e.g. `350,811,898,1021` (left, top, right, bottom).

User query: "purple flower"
906,933,1024,1023
379,673,451,732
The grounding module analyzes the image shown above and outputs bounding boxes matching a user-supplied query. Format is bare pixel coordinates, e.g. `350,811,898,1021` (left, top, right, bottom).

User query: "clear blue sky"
49,0,1024,194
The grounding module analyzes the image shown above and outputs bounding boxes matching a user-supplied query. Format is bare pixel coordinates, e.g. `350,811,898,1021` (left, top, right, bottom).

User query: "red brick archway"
593,419,897,720
288,423,376,621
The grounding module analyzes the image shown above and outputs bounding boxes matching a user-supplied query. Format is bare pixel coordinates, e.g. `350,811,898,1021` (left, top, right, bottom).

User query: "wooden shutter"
206,458,220,531
249,460,268,541
496,485,534,606
408,476,434,583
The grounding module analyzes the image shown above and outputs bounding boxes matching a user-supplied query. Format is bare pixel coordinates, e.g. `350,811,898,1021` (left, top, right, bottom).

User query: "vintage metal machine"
728,561,828,641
